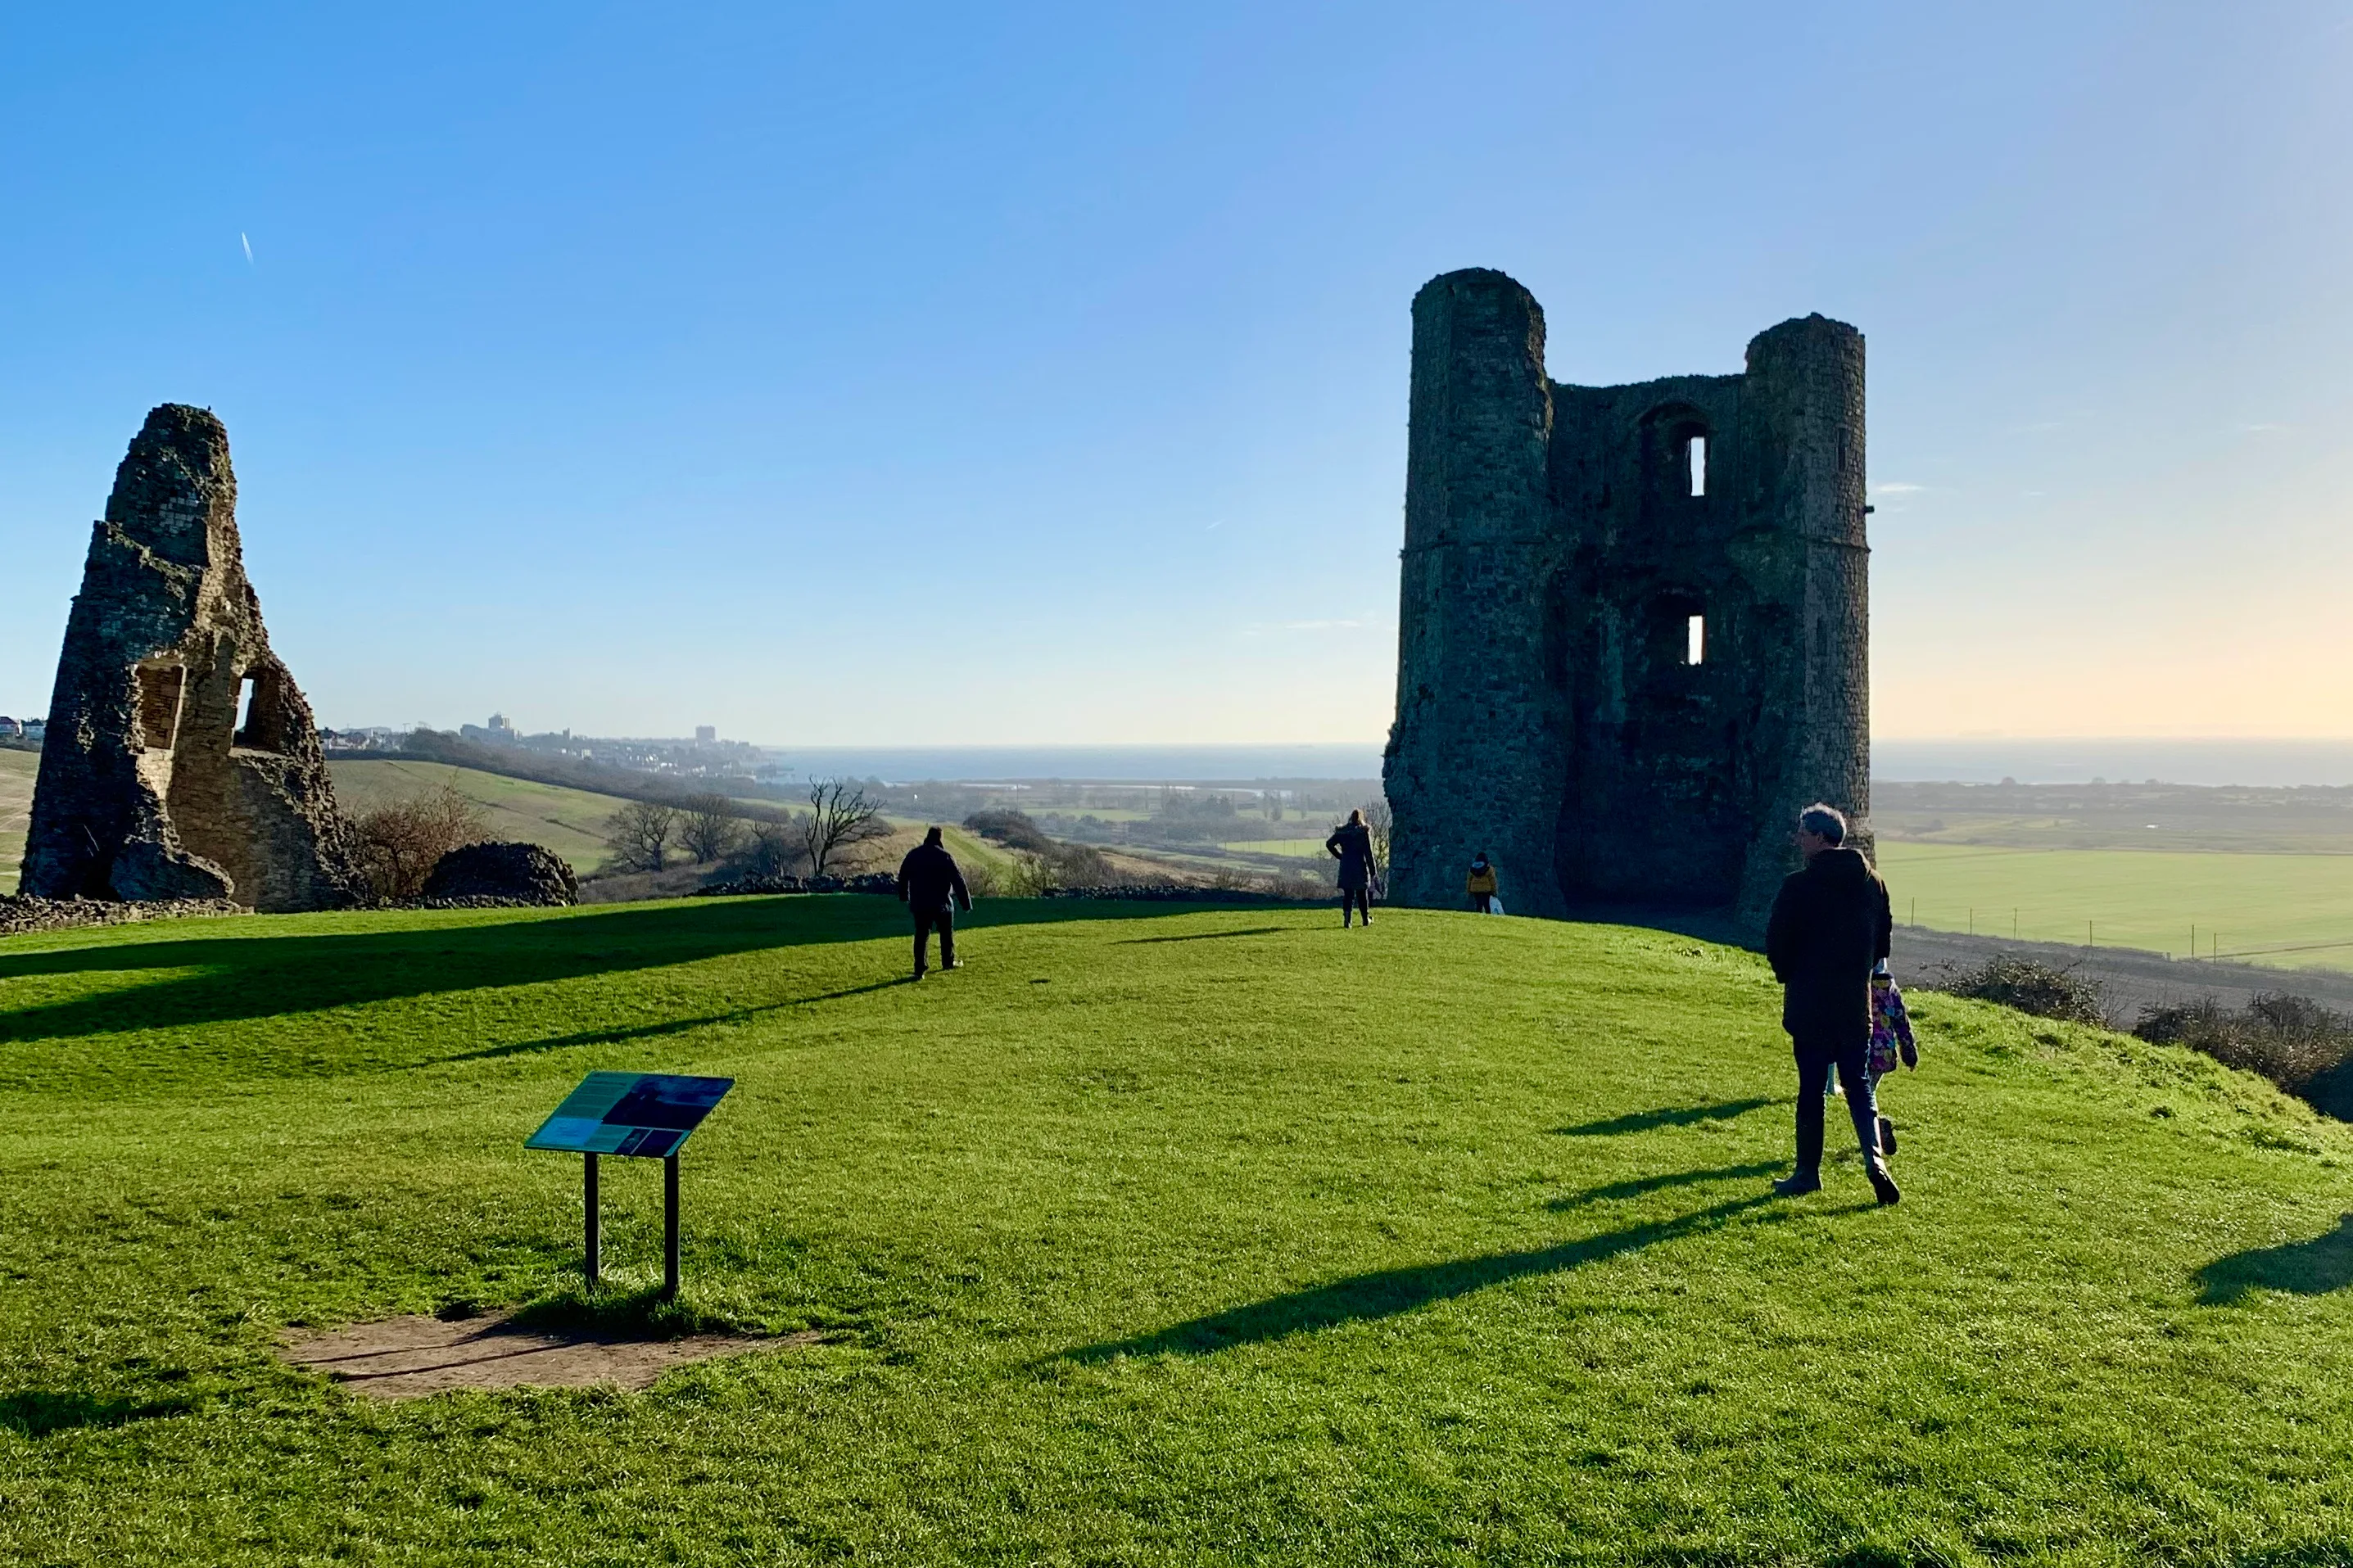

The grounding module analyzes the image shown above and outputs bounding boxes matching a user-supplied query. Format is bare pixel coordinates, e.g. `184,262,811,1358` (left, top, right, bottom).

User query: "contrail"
241,232,253,264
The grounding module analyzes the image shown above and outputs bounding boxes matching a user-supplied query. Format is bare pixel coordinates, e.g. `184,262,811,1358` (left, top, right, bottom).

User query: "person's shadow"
1062,1188,1874,1362
2197,1214,2353,1305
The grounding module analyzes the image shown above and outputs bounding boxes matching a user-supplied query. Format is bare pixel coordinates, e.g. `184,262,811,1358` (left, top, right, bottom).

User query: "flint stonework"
22,404,362,911
1383,269,1870,926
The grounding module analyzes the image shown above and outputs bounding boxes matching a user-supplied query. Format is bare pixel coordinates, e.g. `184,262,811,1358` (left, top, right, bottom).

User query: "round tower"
1383,269,1568,915
1735,314,1869,920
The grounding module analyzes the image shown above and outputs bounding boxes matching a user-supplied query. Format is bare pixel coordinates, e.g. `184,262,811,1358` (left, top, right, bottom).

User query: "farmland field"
1876,841,2353,968
328,759,640,870
1217,836,1331,858
4,897,2352,1563
0,749,34,895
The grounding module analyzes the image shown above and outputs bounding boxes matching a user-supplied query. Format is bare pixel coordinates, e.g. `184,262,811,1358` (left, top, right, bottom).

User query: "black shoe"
943,960,964,970
912,969,926,982
1878,1117,1897,1157
1772,1172,1821,1198
1867,1163,1902,1207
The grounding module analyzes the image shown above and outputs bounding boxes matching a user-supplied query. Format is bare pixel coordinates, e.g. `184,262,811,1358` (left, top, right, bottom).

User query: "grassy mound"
2,898,2351,1565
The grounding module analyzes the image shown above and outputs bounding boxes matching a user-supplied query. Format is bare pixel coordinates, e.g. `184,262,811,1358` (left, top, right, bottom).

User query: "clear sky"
2,2,2347,745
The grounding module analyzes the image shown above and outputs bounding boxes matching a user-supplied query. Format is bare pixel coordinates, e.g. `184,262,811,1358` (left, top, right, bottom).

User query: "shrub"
964,809,1053,855
961,857,1005,899
1929,955,2110,1026
353,782,492,902
2134,994,2353,1096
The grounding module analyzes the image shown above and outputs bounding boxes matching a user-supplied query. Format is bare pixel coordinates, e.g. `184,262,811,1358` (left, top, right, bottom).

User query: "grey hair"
1798,802,1847,843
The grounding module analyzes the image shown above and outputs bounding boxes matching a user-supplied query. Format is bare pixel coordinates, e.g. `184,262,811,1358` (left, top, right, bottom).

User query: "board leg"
663,1155,681,1299
584,1152,600,1290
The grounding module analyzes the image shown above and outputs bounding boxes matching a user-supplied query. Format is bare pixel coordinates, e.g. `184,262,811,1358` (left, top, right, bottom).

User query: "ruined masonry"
1383,269,1870,924
23,404,362,911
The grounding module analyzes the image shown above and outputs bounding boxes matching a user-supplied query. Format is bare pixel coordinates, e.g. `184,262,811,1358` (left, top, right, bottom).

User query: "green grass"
4,898,2353,1565
1218,836,1333,858
0,748,33,896
328,759,640,870
1879,840,2353,968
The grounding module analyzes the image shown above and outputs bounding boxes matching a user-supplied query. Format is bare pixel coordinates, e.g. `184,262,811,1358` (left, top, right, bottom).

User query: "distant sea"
1871,739,2353,788
759,739,2353,789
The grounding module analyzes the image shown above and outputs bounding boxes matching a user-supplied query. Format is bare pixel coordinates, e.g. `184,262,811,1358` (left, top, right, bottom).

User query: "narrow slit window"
1687,434,1708,496
234,676,256,740
1686,614,1705,666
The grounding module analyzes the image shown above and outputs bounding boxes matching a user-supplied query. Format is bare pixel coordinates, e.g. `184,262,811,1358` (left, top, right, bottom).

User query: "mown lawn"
3,897,2351,1565
1878,840,2353,968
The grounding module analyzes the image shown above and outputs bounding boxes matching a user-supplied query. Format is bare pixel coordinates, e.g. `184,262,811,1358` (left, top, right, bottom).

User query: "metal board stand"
584,1152,601,1288
663,1155,681,1299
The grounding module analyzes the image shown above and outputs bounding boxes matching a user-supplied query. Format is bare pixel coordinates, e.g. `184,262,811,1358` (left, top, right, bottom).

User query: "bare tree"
800,778,889,878
676,793,744,865
604,799,678,873
353,779,491,901
1360,796,1393,883
739,820,799,879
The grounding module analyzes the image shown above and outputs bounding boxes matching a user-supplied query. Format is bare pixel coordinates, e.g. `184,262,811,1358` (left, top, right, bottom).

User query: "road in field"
1876,841,2353,968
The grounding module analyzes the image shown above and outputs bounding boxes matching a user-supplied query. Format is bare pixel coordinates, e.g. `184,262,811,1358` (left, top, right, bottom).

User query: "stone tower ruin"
1383,269,1869,924
22,404,361,911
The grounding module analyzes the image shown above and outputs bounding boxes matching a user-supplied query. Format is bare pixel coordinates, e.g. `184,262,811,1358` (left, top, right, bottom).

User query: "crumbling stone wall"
1384,269,1870,926
21,404,361,911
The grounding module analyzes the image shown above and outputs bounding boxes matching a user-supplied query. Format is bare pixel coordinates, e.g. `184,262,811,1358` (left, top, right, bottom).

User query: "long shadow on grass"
0,897,1221,1044
1552,1098,1775,1137
1066,1191,1839,1360
0,1390,193,1437
1116,926,1288,945
437,977,918,1062
2198,1214,2353,1305
1546,1160,1783,1209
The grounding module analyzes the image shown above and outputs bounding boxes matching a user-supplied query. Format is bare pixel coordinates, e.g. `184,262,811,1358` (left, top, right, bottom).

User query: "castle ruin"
22,404,361,911
1382,269,1870,924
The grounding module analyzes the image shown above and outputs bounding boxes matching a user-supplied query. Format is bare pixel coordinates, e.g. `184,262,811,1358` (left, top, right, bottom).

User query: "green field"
1878,841,2353,967
328,759,638,870
4,898,2352,1563
0,749,33,895
1218,836,1333,859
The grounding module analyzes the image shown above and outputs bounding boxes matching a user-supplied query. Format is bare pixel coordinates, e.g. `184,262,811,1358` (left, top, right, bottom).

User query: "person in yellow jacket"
1465,852,1500,913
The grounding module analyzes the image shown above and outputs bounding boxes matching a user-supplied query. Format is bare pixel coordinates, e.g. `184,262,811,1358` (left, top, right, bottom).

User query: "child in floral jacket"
1868,963,1918,1155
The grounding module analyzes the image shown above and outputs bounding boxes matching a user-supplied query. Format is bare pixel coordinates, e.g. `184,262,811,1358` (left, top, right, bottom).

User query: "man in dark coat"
1324,809,1378,928
896,826,972,979
1765,802,1901,1204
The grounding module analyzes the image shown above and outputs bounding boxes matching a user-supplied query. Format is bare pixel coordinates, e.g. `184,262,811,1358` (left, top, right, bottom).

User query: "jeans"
1792,1037,1881,1177
912,906,956,972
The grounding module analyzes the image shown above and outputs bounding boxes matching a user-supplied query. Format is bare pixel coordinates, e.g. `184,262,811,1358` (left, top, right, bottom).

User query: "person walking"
1765,802,1901,1205
1324,809,1378,929
1465,852,1500,913
896,826,972,979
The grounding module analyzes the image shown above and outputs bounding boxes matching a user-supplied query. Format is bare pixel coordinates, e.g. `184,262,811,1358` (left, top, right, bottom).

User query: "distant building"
695,725,717,744
21,719,43,742
0,716,19,738
460,712,521,747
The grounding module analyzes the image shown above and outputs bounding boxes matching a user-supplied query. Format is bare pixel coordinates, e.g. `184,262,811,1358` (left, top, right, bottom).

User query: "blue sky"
2,2,2347,744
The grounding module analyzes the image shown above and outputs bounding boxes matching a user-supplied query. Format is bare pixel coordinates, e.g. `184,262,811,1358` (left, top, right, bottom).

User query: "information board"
525,1072,735,1159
